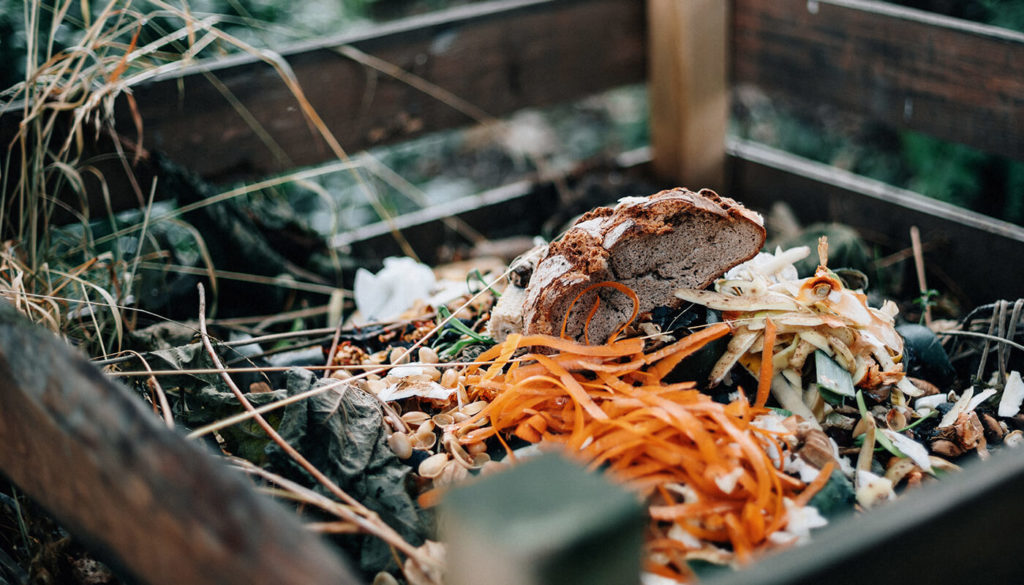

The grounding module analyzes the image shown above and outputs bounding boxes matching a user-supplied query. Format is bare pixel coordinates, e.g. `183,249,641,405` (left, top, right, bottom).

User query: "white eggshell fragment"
939,387,975,428
967,388,997,412
879,429,932,473
999,371,1024,417
856,470,895,509
914,394,947,415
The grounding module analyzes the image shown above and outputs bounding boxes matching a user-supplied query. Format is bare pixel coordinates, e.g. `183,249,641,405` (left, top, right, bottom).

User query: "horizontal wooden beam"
706,441,1024,585
728,137,1024,308
733,0,1024,161
119,0,645,183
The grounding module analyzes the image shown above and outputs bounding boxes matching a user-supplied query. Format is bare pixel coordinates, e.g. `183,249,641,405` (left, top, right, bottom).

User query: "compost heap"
146,190,1022,584
300,203,1019,584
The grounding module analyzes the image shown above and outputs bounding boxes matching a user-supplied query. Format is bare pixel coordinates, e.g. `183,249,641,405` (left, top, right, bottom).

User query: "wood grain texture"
0,302,359,585
705,439,1024,585
728,137,1024,307
117,0,646,183
733,0,1024,160
647,0,728,190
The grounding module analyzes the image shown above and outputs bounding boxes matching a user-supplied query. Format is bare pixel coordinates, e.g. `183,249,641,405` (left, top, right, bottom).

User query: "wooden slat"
706,443,1024,585
0,302,358,585
733,0,1024,161
647,0,728,191
116,0,645,183
728,137,1024,307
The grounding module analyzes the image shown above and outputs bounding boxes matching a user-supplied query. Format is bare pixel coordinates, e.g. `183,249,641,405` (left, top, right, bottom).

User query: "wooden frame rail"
732,0,1024,162
3,0,644,186
2,1,1024,584
3,0,1022,207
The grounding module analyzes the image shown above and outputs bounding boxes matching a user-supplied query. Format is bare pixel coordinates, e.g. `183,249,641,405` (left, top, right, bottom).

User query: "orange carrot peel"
452,321,832,572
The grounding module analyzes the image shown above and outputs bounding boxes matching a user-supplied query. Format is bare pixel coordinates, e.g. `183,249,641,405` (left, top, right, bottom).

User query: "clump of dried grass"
0,0,380,356
0,0,202,354
0,2,453,573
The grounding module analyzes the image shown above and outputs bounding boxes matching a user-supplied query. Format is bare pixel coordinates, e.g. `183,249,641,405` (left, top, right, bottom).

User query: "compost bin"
2,0,1024,584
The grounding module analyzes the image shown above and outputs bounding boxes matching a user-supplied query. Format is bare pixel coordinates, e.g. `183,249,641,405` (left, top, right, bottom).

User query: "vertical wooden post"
647,0,729,192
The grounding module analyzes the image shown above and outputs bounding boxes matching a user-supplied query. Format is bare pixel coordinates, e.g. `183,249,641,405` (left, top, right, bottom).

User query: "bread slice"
521,188,765,344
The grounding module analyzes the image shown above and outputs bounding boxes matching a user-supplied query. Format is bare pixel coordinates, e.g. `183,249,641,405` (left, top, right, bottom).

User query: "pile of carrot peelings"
452,322,834,579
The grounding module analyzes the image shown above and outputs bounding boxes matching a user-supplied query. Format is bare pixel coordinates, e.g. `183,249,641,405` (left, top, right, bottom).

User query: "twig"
212,304,332,329
137,262,340,295
106,359,517,378
997,300,1009,386
323,315,346,381
224,334,336,366
938,329,1024,354
120,350,175,429
195,283,434,569
909,226,931,327
975,305,1001,382
94,327,338,367
234,460,366,536
186,268,513,438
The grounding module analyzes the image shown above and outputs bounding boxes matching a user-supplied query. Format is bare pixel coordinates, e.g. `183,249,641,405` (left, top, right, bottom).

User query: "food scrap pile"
144,190,1024,584
302,210,1020,585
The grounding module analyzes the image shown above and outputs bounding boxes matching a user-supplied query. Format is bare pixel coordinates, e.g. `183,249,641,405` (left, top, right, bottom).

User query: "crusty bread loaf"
521,188,765,344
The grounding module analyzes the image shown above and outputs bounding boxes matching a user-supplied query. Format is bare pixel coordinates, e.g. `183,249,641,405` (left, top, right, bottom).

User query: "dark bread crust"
522,188,765,343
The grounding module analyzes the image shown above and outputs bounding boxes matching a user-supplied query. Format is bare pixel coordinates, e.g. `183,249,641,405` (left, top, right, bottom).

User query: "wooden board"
706,443,1024,585
728,137,1024,308
116,0,645,183
733,0,1024,161
0,302,358,585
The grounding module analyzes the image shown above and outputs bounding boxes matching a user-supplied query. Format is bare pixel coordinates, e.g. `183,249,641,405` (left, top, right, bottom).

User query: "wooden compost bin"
2,1,1024,584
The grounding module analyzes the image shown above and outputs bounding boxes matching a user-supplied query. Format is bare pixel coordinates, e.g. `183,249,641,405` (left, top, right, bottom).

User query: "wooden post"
647,0,729,192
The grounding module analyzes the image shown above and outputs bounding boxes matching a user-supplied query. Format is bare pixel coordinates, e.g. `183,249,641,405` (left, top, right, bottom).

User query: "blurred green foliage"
1,0,376,91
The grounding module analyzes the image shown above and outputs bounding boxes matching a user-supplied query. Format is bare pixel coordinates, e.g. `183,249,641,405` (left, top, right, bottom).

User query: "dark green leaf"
897,323,955,387
266,368,425,574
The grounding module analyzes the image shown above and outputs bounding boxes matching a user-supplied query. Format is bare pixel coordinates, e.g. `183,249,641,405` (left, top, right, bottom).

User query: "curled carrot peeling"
560,281,641,342
452,324,830,570
755,319,777,408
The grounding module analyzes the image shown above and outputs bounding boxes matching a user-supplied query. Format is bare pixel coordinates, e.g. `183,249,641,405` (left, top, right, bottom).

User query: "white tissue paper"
353,257,437,323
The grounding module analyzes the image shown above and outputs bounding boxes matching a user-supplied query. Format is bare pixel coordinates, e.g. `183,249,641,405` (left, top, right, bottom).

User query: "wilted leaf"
266,368,425,574
815,350,855,399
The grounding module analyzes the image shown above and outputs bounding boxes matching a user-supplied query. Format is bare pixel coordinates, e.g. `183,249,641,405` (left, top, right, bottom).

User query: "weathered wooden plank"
733,0,1024,160
118,0,646,183
728,137,1024,307
0,301,359,585
647,0,728,190
706,443,1024,585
